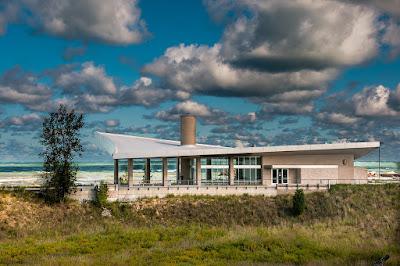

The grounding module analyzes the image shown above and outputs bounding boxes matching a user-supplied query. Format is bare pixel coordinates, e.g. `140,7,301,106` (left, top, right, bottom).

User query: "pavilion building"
96,115,378,195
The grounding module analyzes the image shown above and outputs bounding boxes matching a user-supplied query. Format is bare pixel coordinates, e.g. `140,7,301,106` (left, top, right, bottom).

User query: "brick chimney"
180,114,196,145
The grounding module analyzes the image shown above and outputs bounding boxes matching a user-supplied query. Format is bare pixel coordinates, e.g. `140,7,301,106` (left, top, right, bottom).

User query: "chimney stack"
180,114,196,145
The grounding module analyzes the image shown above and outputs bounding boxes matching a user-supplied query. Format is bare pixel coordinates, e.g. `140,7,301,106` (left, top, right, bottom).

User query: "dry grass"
0,184,398,265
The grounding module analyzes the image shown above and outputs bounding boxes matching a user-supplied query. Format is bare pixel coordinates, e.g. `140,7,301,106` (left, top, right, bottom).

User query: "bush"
292,189,305,216
94,181,108,207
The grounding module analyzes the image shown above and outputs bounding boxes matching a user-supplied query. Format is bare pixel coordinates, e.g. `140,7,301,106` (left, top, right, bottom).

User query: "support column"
128,158,133,187
181,158,191,184
196,157,201,186
114,159,119,185
176,157,180,184
229,157,235,185
261,156,268,186
162,158,168,187
145,158,151,184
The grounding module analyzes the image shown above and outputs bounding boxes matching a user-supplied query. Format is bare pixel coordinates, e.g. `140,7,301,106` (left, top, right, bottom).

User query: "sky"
0,0,399,162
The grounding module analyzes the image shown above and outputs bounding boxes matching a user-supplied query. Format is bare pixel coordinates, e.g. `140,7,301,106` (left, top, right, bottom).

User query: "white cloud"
55,62,117,95
144,43,336,100
0,67,52,110
0,112,42,131
353,85,399,116
154,100,213,121
317,112,359,125
2,0,147,44
388,83,400,111
209,0,380,72
382,20,400,57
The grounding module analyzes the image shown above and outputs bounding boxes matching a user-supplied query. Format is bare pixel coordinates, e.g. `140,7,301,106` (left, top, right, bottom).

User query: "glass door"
272,169,288,184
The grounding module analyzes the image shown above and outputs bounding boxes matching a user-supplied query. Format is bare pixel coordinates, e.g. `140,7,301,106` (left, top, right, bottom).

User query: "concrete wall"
300,168,338,185
262,153,356,184
354,167,368,184
70,184,328,202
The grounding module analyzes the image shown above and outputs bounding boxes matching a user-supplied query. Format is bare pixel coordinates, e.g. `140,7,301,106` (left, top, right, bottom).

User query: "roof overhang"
96,132,380,160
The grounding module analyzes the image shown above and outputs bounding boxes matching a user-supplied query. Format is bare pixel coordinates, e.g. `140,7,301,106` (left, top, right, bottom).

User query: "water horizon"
1,161,399,187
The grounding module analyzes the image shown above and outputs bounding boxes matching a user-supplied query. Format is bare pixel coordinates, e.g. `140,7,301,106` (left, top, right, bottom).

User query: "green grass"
0,184,399,265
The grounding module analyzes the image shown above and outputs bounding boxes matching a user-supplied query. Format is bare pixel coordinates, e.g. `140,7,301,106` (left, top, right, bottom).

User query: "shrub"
94,181,108,207
292,189,305,216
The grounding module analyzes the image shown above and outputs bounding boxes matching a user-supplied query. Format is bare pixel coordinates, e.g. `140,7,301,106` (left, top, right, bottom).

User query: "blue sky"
0,0,399,162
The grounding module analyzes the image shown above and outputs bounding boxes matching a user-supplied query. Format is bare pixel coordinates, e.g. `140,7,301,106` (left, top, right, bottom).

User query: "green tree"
40,105,84,203
292,189,305,216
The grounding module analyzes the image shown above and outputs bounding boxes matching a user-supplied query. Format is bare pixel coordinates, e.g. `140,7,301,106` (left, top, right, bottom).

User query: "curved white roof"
96,132,380,160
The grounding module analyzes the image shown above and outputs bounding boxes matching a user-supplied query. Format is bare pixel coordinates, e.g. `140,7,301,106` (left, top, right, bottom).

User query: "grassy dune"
0,184,399,265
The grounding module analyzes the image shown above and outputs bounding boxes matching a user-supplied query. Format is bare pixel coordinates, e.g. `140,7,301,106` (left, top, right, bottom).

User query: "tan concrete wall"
354,167,368,183
300,168,338,185
262,153,355,184
70,185,329,202
289,168,299,184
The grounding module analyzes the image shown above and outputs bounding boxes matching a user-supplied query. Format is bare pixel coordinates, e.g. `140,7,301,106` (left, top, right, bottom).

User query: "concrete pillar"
180,115,196,145
162,158,168,187
145,158,151,184
114,159,119,185
127,158,133,187
229,157,235,185
181,158,191,184
261,156,268,186
196,157,201,186
176,157,180,184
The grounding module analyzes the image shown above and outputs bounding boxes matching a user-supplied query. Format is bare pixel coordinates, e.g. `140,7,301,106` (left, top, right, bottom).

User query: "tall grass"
0,184,398,265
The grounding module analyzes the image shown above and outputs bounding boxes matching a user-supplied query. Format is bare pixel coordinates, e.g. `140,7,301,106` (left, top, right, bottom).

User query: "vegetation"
40,105,84,203
94,181,109,207
292,189,305,216
0,184,398,265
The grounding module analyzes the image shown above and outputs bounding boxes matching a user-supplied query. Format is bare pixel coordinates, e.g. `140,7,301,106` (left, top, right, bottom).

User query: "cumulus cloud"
143,43,336,101
0,1,19,35
316,112,359,125
143,0,397,115
388,84,400,111
0,113,42,132
353,85,399,116
0,67,52,110
55,61,117,95
206,0,380,72
0,62,188,113
345,0,400,17
150,100,227,124
382,20,400,58
48,63,187,112
119,77,189,107
1,0,147,44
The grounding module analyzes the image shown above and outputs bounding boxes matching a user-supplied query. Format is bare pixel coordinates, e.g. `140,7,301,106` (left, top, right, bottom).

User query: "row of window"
200,156,261,166
118,157,289,184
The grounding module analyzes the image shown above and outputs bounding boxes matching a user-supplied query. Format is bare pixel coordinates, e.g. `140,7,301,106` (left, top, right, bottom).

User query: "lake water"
0,161,398,186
